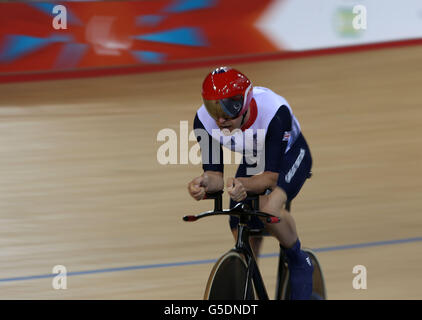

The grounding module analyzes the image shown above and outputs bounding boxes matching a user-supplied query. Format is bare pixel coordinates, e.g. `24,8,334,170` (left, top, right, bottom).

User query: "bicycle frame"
234,219,269,300
232,195,290,300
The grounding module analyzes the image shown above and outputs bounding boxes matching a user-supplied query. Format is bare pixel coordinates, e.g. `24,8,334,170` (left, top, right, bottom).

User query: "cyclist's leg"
260,134,313,300
229,160,264,258
260,188,298,247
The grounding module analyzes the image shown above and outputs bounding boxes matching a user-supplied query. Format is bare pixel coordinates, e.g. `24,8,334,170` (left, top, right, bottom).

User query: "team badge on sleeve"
283,131,291,141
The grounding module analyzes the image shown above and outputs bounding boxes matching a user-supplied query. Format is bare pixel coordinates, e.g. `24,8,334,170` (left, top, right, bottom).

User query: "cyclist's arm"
236,171,278,194
194,114,224,193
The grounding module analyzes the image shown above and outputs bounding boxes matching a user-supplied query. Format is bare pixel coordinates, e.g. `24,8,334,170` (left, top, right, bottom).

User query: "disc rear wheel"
204,251,255,300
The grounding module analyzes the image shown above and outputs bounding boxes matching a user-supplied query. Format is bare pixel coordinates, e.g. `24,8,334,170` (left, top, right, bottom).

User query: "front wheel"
204,251,255,300
303,248,327,300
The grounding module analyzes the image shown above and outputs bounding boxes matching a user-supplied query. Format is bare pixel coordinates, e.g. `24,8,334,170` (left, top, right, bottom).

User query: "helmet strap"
240,89,252,127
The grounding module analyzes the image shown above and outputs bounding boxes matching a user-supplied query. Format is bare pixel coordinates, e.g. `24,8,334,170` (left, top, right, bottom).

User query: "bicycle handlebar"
183,192,281,224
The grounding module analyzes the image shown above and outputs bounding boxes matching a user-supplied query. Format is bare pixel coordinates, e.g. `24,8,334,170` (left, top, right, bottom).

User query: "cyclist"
187,66,313,300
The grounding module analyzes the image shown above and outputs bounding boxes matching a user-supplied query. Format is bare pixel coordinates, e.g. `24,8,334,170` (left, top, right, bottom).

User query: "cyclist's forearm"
237,172,278,194
204,171,224,192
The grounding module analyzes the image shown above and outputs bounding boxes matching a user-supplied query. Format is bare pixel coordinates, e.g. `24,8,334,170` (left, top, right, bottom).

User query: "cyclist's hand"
226,177,247,202
187,173,209,201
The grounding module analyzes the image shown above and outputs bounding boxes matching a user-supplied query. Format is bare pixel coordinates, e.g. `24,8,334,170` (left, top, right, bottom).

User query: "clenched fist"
226,177,247,202
187,173,209,201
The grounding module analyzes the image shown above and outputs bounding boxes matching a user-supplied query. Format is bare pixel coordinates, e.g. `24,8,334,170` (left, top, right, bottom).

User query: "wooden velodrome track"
0,45,421,300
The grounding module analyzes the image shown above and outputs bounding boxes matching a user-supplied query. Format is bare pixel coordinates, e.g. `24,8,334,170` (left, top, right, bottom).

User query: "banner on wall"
0,0,421,76
0,0,276,74
257,0,422,50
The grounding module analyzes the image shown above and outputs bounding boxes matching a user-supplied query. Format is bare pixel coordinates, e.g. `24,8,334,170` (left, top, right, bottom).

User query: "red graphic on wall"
0,0,277,76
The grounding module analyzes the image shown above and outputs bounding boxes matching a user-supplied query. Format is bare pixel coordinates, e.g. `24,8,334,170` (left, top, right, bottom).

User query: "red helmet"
202,66,253,120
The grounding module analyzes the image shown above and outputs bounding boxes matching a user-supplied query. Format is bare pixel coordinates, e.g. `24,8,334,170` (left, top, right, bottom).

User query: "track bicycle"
183,191,327,300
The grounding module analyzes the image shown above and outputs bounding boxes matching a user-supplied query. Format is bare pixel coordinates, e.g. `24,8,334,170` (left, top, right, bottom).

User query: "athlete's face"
215,114,243,133
205,95,249,134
